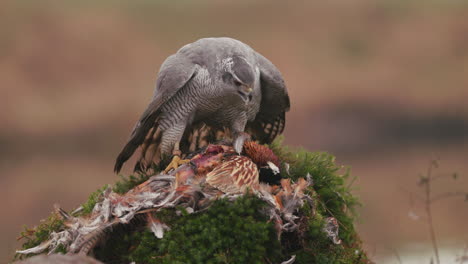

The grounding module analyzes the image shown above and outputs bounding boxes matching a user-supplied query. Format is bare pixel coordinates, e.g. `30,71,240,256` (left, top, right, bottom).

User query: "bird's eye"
233,80,242,86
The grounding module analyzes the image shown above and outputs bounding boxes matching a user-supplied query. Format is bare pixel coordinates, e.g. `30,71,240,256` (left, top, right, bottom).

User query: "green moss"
93,225,143,264
91,196,281,264
15,140,368,263
150,195,281,264
81,184,109,215
270,138,360,243
14,213,65,261
269,138,366,263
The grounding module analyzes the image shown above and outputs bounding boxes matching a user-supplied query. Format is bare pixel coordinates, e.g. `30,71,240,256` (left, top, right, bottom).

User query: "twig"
430,172,460,182
403,158,466,264
430,191,467,204
424,160,440,264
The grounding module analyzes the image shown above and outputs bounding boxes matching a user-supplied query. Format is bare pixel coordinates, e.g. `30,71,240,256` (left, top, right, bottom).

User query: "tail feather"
114,113,159,173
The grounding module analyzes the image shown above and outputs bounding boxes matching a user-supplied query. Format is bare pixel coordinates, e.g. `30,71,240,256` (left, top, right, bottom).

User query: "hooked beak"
243,86,253,93
237,86,253,103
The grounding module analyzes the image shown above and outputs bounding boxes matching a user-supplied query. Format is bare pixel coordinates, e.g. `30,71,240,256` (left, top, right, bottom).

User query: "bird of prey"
114,37,290,173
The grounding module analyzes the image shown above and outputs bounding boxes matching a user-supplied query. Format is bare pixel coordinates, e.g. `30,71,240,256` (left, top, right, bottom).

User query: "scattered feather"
323,217,342,245
17,143,329,256
281,255,296,264
284,163,290,175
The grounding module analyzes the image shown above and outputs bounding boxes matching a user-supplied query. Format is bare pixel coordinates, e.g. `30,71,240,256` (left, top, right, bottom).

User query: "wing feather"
247,52,290,144
114,53,198,173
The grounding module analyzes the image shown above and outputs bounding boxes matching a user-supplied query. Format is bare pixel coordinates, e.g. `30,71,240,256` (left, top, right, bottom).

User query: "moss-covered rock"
14,140,369,263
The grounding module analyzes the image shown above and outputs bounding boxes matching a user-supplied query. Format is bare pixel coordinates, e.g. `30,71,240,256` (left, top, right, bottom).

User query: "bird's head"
242,141,282,185
242,141,279,168
221,56,255,104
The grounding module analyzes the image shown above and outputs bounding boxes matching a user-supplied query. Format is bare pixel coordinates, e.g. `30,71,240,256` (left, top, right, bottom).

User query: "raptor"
114,37,290,173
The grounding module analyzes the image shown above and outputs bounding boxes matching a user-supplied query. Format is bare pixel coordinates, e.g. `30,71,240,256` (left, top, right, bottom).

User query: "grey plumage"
115,37,290,173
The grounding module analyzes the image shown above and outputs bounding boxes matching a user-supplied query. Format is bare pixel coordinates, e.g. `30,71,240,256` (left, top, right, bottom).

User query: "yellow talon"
164,155,190,173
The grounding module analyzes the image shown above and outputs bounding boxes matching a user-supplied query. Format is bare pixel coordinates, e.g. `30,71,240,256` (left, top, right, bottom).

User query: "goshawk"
114,37,290,173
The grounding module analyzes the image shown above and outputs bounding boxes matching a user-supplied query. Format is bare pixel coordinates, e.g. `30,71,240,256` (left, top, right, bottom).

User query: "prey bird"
114,37,290,173
18,142,319,257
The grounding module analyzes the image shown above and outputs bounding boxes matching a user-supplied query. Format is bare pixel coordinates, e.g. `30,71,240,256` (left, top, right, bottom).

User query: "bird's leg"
164,142,190,173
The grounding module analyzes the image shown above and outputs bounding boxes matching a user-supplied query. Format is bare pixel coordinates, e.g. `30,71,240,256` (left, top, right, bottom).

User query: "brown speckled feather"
206,155,259,194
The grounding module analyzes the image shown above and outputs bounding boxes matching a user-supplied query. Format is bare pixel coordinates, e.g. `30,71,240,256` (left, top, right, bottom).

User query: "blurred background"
1,0,468,263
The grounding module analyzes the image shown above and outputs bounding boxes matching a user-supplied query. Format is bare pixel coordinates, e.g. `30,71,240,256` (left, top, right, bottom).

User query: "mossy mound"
15,140,369,264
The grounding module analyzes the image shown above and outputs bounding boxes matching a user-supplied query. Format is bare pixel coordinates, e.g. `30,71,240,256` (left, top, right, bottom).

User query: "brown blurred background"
1,0,468,263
